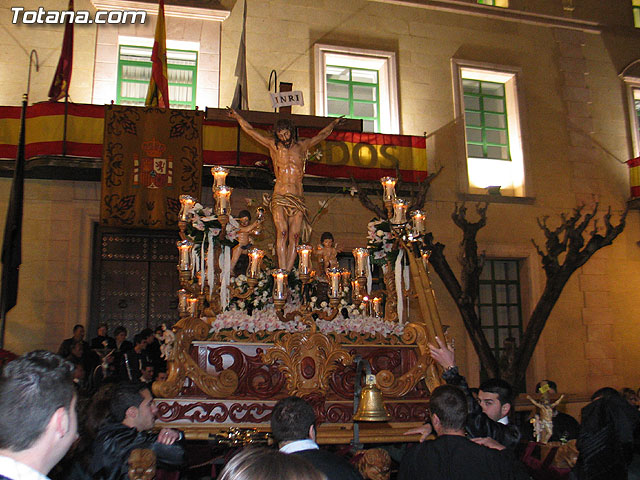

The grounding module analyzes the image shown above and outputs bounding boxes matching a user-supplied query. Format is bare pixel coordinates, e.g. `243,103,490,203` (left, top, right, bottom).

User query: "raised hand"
427,335,456,370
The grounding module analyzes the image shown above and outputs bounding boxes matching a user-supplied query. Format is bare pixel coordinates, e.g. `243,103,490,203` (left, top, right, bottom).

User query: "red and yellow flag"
627,156,640,198
145,0,170,108
48,0,74,101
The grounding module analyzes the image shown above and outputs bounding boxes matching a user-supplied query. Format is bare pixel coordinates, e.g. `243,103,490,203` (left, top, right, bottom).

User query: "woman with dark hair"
219,447,326,480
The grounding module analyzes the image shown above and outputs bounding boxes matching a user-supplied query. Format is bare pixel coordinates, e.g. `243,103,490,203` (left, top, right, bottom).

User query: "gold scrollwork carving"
153,316,238,398
375,322,442,396
262,328,353,397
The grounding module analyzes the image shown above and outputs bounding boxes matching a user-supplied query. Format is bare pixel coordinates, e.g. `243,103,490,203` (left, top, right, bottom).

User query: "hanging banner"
100,105,202,229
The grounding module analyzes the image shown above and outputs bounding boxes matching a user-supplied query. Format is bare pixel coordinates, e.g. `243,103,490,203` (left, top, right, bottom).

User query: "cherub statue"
356,448,391,480
160,323,175,361
230,208,265,272
526,393,565,444
315,231,340,279
128,448,156,480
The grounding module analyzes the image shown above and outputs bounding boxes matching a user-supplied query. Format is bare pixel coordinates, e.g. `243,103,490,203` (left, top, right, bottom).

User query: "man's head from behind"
478,378,514,421
270,396,316,445
111,382,157,432
0,351,77,472
429,385,468,435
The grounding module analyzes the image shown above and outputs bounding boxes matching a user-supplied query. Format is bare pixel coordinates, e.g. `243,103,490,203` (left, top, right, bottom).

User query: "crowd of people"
56,324,168,398
0,329,639,480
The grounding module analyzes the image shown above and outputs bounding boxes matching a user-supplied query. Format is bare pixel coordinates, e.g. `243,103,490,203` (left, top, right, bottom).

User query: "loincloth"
263,193,312,243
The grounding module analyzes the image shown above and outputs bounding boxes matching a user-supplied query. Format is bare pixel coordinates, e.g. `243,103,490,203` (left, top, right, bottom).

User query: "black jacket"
89,422,184,480
442,367,521,449
293,448,363,480
399,434,528,480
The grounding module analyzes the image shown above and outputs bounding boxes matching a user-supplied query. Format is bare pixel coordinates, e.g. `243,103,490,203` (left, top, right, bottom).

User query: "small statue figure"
160,323,175,361
527,392,565,444
230,209,265,272
228,108,344,270
356,448,391,480
315,231,340,279
128,448,156,480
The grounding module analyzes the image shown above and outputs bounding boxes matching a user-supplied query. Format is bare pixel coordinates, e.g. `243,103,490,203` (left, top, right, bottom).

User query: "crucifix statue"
228,108,343,270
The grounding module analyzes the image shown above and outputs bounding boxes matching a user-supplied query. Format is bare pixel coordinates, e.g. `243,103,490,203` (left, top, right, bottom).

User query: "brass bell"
354,375,390,422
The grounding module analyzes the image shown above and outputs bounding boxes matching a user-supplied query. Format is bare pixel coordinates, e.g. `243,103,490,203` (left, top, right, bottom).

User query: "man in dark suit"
271,396,362,480
0,351,78,480
58,324,90,358
399,385,527,480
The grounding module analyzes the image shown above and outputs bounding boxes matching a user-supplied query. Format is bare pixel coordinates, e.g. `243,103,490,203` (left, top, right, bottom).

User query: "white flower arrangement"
367,218,398,266
184,202,239,250
209,305,405,337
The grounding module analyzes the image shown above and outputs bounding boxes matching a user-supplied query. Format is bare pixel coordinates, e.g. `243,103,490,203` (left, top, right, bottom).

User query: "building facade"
1,0,640,397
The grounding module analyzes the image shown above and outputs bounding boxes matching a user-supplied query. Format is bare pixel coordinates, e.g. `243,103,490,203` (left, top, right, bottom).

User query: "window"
478,259,523,360
634,0,640,28
315,45,399,134
326,66,380,132
621,64,640,157
453,61,526,196
477,0,509,6
463,79,510,161
117,45,198,109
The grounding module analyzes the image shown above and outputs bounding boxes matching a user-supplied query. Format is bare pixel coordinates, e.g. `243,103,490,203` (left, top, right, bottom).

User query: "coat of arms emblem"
133,138,173,189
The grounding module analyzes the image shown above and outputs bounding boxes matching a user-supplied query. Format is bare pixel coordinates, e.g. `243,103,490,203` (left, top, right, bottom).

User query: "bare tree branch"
408,166,444,212
509,204,627,385
350,175,386,218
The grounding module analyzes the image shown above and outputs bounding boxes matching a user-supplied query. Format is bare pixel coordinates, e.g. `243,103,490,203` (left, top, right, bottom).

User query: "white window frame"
623,78,640,156
314,44,399,134
452,59,527,197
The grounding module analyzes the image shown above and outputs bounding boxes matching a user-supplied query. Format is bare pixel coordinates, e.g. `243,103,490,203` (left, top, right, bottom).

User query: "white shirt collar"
0,456,50,480
279,439,319,454
498,416,509,425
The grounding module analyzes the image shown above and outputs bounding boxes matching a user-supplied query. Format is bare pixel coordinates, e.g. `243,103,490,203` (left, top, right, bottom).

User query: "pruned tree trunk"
351,171,627,388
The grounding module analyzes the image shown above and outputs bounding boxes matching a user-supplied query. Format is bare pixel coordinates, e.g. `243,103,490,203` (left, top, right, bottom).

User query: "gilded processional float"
152,169,447,445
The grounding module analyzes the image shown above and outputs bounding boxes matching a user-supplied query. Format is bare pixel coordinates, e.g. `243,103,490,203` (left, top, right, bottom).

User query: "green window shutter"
326,65,380,133
117,45,198,109
463,79,510,161
478,259,523,361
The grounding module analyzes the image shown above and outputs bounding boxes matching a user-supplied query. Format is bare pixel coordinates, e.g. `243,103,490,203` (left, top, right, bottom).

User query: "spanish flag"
48,0,74,101
145,0,170,108
627,156,640,198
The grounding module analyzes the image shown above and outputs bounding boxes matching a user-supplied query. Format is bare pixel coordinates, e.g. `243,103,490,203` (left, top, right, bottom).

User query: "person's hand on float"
403,423,433,443
427,335,456,371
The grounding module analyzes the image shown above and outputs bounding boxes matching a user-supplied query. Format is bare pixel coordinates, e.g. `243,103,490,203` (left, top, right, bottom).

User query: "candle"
411,210,426,234
272,269,288,302
327,268,342,298
352,248,369,278
211,166,229,187
361,295,370,316
177,240,193,271
187,297,199,316
214,185,232,215
340,269,351,289
391,198,408,224
179,195,196,221
372,297,383,318
247,248,264,279
421,250,431,270
380,176,397,203
177,289,189,314
296,244,313,275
